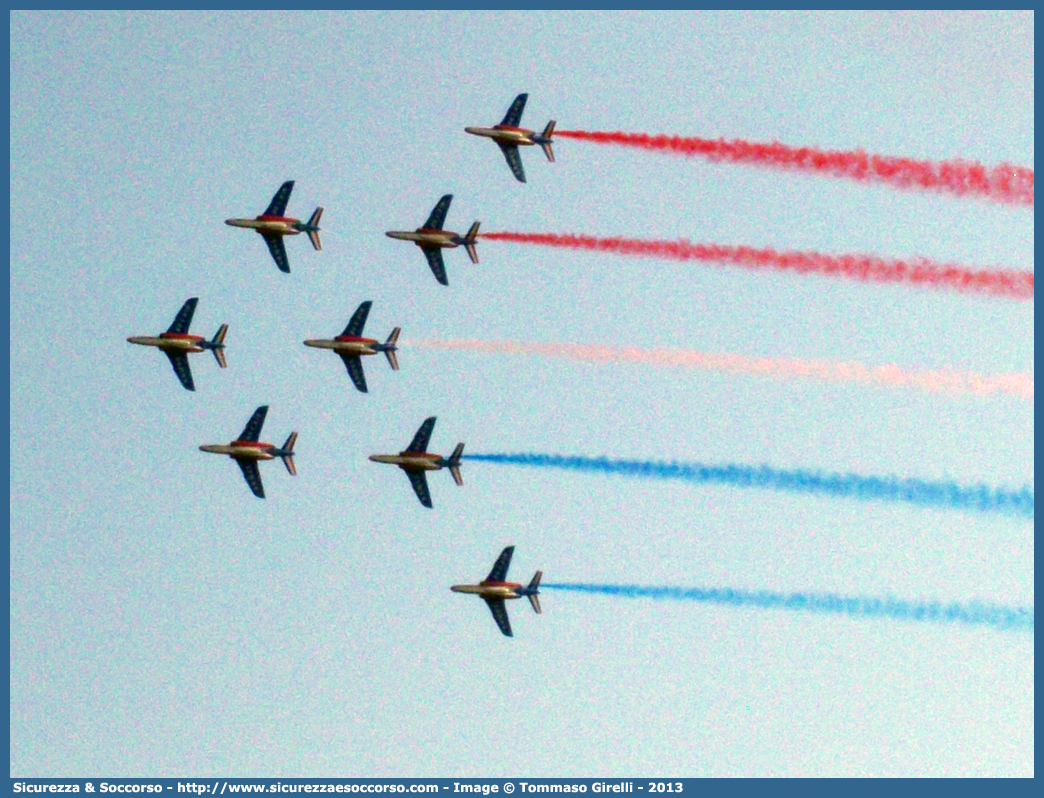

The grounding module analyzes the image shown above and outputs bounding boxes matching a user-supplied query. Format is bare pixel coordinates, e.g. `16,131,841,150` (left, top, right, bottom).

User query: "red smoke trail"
555,130,1034,207
480,232,1034,300
406,339,1034,403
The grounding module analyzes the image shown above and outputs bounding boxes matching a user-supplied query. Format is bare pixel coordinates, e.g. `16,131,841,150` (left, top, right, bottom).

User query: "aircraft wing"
339,354,368,393
422,247,449,286
263,234,291,273
500,93,527,128
484,598,513,637
239,406,268,442
485,546,515,583
264,180,294,216
236,457,266,498
423,194,452,231
406,417,436,453
165,352,196,391
498,143,527,183
406,470,433,508
167,297,199,334
341,301,372,337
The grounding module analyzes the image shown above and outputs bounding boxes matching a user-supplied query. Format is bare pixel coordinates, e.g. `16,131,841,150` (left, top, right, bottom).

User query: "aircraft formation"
128,94,553,637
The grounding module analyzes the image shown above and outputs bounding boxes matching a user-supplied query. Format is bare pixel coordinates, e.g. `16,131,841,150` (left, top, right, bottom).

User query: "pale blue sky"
10,11,1033,776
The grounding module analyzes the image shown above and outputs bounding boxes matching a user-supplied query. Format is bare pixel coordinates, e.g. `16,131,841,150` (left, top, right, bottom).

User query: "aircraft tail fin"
528,571,543,614
448,442,464,486
384,327,401,370
306,208,323,250
539,121,556,162
281,431,298,476
211,324,229,368
463,222,480,264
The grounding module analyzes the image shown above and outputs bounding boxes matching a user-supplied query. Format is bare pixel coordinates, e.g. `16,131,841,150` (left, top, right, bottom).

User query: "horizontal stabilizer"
528,571,542,614
385,328,401,371
540,120,556,162
464,222,480,264
281,431,298,476
306,207,323,251
212,324,229,368
449,443,464,485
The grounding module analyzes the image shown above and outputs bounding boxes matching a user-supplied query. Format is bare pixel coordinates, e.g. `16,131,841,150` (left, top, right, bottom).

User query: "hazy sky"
10,11,1033,777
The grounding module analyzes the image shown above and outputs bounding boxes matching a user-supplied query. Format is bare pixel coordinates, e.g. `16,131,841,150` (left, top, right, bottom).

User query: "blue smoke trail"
544,583,1034,633
463,453,1033,518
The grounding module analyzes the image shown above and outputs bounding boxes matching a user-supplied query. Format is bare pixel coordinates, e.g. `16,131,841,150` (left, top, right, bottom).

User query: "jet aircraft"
368,416,463,508
199,405,297,499
465,93,556,183
127,297,228,391
225,180,323,273
385,194,479,286
451,546,543,637
303,301,401,393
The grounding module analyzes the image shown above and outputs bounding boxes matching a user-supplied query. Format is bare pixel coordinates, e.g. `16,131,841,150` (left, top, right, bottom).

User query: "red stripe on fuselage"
399,451,441,460
480,581,522,588
160,333,204,341
231,440,272,448
494,125,531,134
256,215,300,223
335,336,378,343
